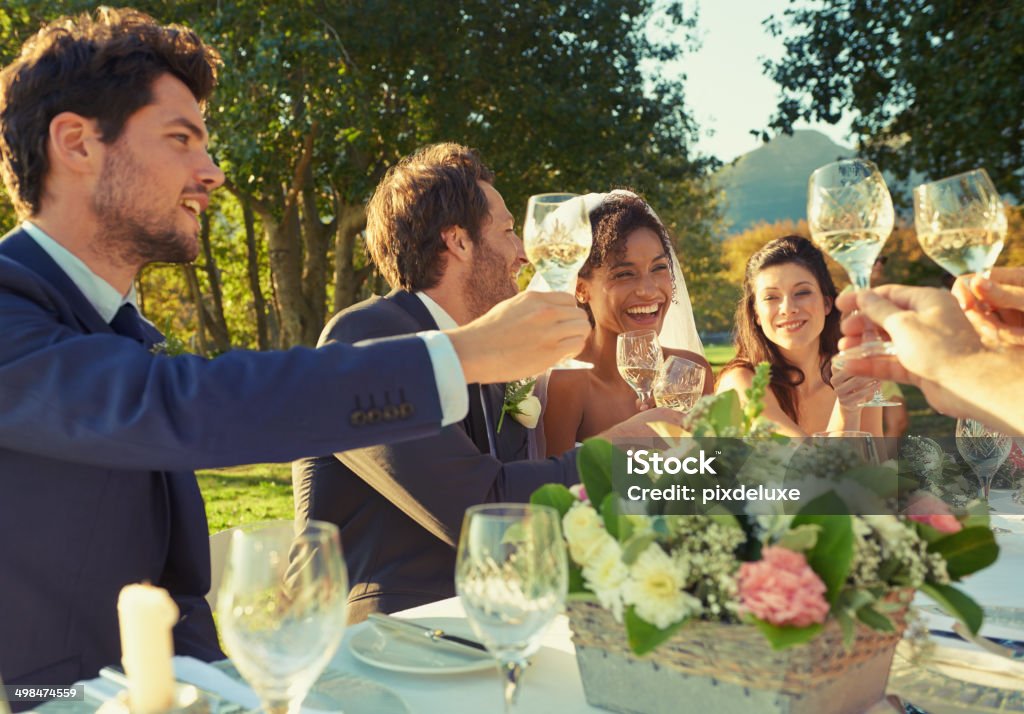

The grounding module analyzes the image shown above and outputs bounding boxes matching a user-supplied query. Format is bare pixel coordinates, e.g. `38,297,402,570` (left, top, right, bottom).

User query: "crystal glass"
913,168,1007,279
523,193,593,369
455,504,567,712
653,355,705,413
217,520,348,714
616,329,662,408
808,158,898,407
955,419,1012,499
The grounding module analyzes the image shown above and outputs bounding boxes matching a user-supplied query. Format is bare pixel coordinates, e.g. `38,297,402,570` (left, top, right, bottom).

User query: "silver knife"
367,613,491,656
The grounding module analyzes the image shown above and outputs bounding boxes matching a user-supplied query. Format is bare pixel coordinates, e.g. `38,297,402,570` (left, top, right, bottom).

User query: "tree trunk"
332,203,370,313
240,195,270,351
182,264,210,357
299,163,332,345
198,210,232,353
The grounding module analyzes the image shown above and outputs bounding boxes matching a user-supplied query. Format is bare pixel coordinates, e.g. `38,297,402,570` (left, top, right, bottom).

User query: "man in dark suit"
294,144,682,621
0,10,590,697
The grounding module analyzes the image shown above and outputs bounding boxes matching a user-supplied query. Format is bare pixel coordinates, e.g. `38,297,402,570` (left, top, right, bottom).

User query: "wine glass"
523,193,593,369
455,504,568,712
653,355,706,413
955,419,1012,500
616,329,662,408
913,168,1007,282
808,158,899,407
217,520,348,714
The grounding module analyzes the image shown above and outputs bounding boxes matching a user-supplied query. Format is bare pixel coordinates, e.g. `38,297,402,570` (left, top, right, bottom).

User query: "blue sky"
673,0,853,163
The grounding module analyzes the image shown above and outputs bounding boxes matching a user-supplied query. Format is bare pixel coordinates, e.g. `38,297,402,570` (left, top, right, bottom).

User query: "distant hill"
715,130,853,233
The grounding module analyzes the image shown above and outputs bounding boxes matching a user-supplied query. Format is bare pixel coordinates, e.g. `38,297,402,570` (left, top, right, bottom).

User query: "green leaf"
624,606,688,655
776,523,821,552
568,565,586,594
835,609,856,650
920,583,984,634
927,527,999,580
620,533,657,565
855,606,895,633
705,390,742,434
600,493,620,540
578,438,614,510
791,504,854,606
530,484,576,519
752,619,823,650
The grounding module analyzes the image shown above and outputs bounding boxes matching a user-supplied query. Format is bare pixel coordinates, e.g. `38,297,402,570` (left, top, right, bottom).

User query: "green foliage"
752,619,823,650
766,1,1024,200
577,437,615,511
791,503,854,605
926,526,1000,580
625,605,688,656
920,582,984,634
530,483,576,519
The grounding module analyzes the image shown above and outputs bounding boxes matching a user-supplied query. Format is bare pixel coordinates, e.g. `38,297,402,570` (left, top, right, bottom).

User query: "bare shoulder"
545,368,589,406
716,365,754,393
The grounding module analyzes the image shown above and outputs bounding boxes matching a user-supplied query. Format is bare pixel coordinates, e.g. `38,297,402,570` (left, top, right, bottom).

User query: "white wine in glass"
808,158,898,407
616,329,662,408
523,193,593,369
217,520,348,714
913,168,1007,279
653,355,705,413
455,504,567,713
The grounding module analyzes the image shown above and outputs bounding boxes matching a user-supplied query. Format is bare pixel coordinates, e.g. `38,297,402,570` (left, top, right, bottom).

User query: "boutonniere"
149,341,168,356
497,377,540,432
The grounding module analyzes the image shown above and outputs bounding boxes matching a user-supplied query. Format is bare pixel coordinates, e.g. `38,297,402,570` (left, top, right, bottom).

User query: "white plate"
349,617,496,674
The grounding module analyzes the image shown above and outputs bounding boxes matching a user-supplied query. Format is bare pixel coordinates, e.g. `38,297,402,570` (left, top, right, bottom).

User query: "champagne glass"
217,520,348,714
523,193,593,369
913,168,1007,281
653,355,706,413
455,504,567,712
616,329,662,408
956,419,1012,500
808,158,899,407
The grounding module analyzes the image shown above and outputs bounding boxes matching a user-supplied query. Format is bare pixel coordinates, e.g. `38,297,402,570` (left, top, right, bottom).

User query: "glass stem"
500,657,527,713
639,390,654,409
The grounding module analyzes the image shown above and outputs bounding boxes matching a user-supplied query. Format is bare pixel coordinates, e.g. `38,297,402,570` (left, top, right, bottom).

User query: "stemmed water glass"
955,418,1012,500
913,168,1007,288
217,520,349,714
808,158,899,407
523,193,594,369
653,355,706,413
616,329,662,408
455,504,568,712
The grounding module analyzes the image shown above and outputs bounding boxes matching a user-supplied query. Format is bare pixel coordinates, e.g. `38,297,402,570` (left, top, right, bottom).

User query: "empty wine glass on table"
217,520,349,714
523,193,594,369
913,168,1007,286
616,329,662,408
807,158,899,407
955,418,1012,500
653,355,706,413
455,504,568,713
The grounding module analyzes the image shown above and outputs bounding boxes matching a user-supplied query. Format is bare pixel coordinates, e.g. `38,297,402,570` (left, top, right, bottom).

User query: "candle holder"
98,684,210,714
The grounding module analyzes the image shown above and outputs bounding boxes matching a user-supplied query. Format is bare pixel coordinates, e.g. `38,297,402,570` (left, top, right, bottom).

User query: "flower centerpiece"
531,365,999,714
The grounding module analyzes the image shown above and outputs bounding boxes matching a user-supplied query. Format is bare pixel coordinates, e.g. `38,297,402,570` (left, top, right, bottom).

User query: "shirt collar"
414,291,459,330
21,221,137,323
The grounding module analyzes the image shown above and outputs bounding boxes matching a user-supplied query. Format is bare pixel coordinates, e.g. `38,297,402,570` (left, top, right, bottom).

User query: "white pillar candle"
117,583,179,713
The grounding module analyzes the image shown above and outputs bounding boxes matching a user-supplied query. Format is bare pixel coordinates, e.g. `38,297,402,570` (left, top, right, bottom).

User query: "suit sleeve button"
350,410,367,426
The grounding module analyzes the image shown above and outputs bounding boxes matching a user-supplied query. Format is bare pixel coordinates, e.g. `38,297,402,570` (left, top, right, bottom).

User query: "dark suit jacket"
0,229,446,693
293,290,577,622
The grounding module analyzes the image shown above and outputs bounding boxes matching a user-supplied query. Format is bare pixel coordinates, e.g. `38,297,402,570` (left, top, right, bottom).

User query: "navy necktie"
109,303,151,346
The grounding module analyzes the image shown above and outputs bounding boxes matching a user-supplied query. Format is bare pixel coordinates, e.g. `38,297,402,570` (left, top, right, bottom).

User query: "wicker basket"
567,599,909,714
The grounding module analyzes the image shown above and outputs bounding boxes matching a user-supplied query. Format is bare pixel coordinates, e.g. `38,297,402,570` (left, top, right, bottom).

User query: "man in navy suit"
294,144,683,621
0,9,590,696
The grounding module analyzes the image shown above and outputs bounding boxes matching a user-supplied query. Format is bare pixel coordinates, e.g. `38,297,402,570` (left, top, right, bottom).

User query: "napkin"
172,657,260,710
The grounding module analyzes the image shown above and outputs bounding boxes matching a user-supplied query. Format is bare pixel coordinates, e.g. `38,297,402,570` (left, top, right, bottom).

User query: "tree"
764,1,1024,200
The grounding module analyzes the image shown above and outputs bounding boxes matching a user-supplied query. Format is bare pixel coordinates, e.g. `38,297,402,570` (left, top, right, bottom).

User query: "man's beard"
462,240,517,320
92,142,199,267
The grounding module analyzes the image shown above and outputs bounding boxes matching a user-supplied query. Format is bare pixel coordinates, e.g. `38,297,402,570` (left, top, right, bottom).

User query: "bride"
541,190,711,457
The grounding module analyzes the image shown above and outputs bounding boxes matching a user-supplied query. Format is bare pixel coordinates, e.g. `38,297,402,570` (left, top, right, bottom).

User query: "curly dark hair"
0,7,220,218
365,143,495,292
576,191,675,323
719,235,841,424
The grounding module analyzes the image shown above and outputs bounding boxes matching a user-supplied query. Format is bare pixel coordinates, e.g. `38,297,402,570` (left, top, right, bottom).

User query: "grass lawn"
197,344,956,534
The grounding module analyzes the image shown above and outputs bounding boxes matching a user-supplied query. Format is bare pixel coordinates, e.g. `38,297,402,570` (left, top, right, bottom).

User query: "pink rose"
738,546,830,628
905,492,962,534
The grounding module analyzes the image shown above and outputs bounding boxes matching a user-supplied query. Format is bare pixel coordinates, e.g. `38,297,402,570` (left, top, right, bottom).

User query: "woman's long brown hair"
718,235,841,424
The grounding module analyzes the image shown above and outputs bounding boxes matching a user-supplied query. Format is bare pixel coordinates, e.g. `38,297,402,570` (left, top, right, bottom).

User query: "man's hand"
952,267,1024,349
835,285,984,418
446,291,589,384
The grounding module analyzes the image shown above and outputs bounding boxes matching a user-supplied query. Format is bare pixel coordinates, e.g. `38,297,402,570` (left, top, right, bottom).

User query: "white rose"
563,503,606,565
621,543,700,630
511,395,542,429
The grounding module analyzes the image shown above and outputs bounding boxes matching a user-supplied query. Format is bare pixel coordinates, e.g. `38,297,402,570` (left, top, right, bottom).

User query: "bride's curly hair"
719,235,841,424
577,191,676,324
